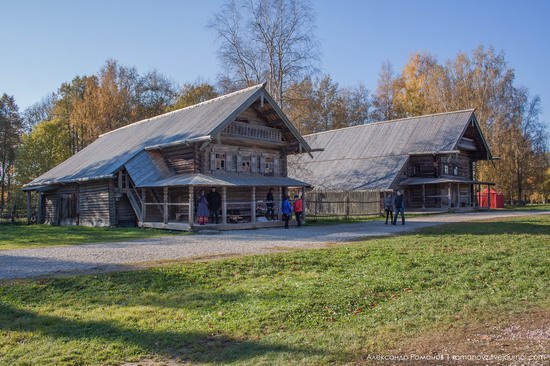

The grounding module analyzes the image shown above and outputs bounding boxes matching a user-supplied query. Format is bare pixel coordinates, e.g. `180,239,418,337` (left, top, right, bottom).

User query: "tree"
170,82,219,111
136,70,176,118
23,92,57,132
15,118,71,186
372,62,402,121
0,94,23,210
209,0,319,108
286,75,372,134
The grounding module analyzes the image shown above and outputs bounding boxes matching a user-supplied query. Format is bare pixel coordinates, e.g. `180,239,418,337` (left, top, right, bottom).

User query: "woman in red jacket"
293,195,303,227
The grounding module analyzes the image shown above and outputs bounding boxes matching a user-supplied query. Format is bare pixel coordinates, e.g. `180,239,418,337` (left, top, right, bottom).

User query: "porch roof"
398,177,495,186
136,173,310,188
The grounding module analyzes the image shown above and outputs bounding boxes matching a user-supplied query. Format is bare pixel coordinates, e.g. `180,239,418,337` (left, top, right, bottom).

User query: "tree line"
1,0,548,213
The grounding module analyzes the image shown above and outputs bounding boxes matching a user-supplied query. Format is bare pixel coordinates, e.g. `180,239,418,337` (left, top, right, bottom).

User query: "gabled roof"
288,109,492,190
26,84,311,188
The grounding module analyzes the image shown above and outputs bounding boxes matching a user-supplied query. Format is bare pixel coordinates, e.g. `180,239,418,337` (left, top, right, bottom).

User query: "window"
264,156,273,174
443,163,449,175
215,153,225,171
413,165,421,176
453,165,459,176
240,155,251,173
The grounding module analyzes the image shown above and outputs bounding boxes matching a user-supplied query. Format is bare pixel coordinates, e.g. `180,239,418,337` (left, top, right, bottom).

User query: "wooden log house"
23,84,312,230
288,109,495,211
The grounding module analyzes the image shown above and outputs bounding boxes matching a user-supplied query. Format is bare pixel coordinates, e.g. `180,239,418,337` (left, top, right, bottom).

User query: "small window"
413,165,421,175
443,163,449,175
241,155,251,173
215,153,225,171
264,156,274,174
453,165,459,176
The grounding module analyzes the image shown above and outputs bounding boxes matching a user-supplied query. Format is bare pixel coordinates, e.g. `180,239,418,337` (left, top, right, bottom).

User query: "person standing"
266,188,275,220
384,193,394,224
392,190,405,225
206,187,222,224
196,191,209,225
293,195,303,227
281,195,292,229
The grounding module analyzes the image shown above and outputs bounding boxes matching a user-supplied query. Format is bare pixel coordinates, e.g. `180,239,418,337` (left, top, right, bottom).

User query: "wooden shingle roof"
25,84,311,188
288,109,491,190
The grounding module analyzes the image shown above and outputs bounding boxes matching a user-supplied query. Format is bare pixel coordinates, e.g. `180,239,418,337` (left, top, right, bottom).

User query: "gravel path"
1,210,548,280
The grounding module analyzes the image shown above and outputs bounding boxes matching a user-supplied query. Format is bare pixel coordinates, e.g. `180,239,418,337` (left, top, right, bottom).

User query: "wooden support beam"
163,187,168,224
277,187,283,220
251,186,256,223
37,191,43,224
189,186,195,224
26,191,31,225
301,187,306,222
422,184,426,209
457,183,460,208
448,184,452,209
141,188,146,224
222,187,227,224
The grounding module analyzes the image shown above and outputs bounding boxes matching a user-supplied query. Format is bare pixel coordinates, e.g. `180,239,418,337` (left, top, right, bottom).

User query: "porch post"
447,183,452,209
487,184,491,209
251,186,256,223
301,187,306,222
222,186,227,224
163,187,168,224
277,187,282,220
26,191,31,224
456,183,460,208
141,188,146,223
422,184,426,209
188,186,195,224
37,191,43,224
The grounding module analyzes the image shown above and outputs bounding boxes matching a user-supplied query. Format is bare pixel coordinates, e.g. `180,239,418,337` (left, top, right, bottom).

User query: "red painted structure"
478,188,505,209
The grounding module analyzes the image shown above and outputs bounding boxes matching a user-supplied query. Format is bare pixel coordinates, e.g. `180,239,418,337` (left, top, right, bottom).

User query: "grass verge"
0,224,181,250
0,215,548,365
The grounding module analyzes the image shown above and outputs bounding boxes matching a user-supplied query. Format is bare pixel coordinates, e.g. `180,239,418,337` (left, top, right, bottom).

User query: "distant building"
288,110,495,209
23,84,312,230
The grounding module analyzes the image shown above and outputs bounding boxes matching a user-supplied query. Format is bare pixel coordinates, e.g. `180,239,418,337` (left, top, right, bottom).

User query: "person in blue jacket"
392,190,405,225
281,194,292,229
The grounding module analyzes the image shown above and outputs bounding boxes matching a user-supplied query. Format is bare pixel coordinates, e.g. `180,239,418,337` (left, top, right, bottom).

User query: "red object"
293,198,303,213
477,188,504,209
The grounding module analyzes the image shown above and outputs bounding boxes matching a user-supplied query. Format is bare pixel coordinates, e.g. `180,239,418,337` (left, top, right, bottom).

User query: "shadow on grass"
0,302,330,363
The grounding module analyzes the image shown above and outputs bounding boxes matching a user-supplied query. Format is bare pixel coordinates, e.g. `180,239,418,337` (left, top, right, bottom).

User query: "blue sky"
1,0,549,132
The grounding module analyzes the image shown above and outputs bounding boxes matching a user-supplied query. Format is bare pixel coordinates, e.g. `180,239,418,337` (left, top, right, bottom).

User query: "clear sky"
1,0,549,132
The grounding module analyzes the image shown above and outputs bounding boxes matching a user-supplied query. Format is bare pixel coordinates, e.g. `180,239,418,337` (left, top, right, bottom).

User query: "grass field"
0,215,548,365
0,224,181,251
505,203,550,211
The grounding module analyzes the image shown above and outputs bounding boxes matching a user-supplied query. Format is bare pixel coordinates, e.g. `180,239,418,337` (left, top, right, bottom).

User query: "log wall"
79,181,112,227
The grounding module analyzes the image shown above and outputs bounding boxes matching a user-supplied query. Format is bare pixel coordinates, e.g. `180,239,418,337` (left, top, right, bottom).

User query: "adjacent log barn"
288,110,495,210
24,84,312,230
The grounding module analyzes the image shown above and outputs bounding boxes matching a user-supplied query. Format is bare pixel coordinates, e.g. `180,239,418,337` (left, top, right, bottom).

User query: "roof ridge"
99,83,266,137
304,109,475,137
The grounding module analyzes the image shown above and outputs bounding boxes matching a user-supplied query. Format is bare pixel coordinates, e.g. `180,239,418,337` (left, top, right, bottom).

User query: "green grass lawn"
505,203,550,211
0,224,181,250
0,215,548,365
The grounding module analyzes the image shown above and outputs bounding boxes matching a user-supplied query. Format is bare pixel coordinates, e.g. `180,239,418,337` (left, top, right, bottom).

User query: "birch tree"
209,0,319,109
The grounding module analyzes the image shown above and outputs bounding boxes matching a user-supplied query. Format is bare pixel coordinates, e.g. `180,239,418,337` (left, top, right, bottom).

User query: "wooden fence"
0,207,29,224
302,189,382,219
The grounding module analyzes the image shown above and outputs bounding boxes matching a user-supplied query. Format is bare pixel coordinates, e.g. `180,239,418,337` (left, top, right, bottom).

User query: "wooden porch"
126,184,305,231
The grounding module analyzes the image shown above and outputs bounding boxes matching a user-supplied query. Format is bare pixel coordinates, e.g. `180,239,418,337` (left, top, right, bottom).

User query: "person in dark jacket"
392,190,405,225
293,195,303,227
281,195,292,229
206,187,222,224
384,193,394,224
266,188,275,220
